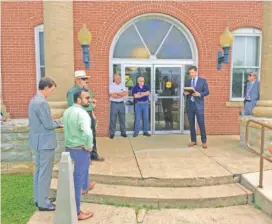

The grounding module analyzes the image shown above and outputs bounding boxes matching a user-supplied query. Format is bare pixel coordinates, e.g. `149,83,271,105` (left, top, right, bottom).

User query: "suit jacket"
185,77,209,112
243,80,260,115
28,92,60,150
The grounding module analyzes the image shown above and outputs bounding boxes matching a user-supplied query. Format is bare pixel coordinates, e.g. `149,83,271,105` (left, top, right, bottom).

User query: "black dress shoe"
35,197,56,207
133,133,138,137
121,133,127,138
109,135,114,139
38,204,56,211
143,132,151,137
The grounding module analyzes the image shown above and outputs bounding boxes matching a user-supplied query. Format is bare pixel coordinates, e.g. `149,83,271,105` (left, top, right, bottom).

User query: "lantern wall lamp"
217,27,234,70
78,24,92,69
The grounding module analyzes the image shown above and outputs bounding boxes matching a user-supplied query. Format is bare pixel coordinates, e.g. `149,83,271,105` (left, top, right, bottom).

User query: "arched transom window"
112,16,194,60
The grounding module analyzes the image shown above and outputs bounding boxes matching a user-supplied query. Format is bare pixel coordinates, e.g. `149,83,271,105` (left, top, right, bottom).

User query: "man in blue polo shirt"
132,76,151,137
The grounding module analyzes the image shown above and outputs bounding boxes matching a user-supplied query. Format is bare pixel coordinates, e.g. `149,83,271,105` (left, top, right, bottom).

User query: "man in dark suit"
184,66,209,149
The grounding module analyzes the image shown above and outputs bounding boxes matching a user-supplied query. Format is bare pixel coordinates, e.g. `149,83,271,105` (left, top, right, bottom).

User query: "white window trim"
34,24,44,89
230,28,262,101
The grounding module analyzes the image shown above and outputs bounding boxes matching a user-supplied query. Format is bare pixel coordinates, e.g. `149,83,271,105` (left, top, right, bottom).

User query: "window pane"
125,67,151,97
113,25,148,58
246,36,260,67
232,36,246,66
157,26,192,59
232,68,244,98
232,68,259,99
39,32,44,66
112,64,121,81
135,19,171,55
113,64,121,75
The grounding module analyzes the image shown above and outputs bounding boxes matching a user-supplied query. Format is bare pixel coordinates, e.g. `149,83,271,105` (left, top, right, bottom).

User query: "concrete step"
52,164,239,187
50,178,253,209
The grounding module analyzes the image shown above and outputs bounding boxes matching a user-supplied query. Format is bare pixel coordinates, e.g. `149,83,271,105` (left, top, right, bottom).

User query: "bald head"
113,74,121,84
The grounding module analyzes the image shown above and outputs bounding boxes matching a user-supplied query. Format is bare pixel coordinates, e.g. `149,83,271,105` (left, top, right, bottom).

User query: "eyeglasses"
81,78,88,81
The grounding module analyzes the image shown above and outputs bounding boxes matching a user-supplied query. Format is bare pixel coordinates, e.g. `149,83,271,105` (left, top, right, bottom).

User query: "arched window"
113,17,193,60
230,28,262,101
34,24,44,88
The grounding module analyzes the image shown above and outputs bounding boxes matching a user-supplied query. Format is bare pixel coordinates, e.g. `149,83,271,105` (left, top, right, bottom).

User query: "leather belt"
65,146,93,152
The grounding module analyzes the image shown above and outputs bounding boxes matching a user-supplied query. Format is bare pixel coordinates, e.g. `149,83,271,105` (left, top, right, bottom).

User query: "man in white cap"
67,71,104,162
66,71,105,188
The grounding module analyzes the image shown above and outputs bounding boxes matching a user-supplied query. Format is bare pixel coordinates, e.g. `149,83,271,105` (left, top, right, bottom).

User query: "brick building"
1,1,263,136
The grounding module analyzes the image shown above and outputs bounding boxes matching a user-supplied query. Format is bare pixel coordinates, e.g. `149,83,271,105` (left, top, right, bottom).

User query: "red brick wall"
1,1,262,136
1,2,43,117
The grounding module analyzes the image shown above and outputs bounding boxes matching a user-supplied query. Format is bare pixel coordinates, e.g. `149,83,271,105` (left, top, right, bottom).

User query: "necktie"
191,78,195,102
192,78,196,88
246,83,252,100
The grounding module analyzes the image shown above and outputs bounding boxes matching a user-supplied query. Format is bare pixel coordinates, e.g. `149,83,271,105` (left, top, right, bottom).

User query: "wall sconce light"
217,27,234,70
78,24,92,69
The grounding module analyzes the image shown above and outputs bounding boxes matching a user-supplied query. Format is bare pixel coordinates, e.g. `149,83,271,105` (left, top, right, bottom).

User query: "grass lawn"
1,173,36,224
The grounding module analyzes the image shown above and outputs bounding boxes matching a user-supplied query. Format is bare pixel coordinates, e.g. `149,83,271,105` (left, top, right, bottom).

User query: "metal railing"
245,120,272,188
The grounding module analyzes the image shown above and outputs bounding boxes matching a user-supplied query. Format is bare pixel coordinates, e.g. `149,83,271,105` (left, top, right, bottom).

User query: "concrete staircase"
51,168,253,209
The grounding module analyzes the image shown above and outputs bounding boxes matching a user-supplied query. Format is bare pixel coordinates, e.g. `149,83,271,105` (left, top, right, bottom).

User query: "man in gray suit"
242,72,260,116
28,77,62,211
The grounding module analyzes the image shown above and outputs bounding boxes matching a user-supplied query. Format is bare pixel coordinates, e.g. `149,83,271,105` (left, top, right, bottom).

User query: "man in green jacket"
63,88,94,221
67,70,104,162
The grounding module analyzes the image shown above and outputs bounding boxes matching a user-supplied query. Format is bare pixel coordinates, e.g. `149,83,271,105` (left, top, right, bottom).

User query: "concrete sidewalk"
28,204,272,224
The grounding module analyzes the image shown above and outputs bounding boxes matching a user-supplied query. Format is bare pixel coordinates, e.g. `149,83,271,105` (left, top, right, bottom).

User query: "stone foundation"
1,119,65,173
239,116,272,155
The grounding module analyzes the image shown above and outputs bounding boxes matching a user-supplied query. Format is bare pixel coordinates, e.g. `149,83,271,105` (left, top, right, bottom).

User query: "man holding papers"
184,66,209,149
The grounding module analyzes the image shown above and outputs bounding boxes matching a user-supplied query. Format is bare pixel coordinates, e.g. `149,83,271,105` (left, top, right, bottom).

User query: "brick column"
43,1,74,119
252,1,272,118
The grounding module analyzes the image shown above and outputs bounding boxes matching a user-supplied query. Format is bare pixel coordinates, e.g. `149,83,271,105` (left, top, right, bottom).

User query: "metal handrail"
245,120,272,188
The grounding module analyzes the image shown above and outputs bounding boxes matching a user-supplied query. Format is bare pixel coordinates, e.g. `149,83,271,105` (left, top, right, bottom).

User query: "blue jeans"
134,102,149,133
65,147,90,215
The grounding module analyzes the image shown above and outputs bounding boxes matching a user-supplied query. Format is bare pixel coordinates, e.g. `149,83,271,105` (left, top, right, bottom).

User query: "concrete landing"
53,135,272,187
28,204,272,224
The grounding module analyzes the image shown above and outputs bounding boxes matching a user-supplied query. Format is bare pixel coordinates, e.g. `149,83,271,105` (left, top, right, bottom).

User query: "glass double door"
123,65,186,134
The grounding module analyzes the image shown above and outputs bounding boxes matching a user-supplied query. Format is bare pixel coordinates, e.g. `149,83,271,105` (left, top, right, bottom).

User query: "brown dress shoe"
78,210,94,221
202,143,208,149
81,181,95,194
188,142,197,147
